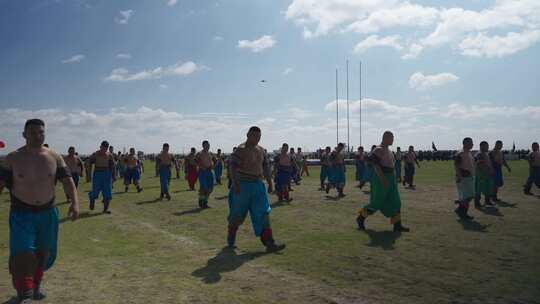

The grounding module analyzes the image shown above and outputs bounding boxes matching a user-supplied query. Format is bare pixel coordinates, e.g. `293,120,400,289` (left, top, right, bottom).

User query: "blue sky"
1,0,539,154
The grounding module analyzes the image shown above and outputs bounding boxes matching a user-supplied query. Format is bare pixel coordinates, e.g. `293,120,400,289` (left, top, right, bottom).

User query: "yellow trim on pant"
358,208,369,218
390,213,401,224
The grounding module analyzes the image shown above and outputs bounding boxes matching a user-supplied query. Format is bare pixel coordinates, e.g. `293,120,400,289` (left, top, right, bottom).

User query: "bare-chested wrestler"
156,143,175,200
63,147,84,205
88,141,117,213
0,119,79,303
185,148,198,191
227,126,285,252
123,148,143,193
195,141,215,209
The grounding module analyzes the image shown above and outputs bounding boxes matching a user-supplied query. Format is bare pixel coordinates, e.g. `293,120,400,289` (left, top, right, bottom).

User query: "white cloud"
458,30,540,58
1,101,539,153
62,54,85,64
409,72,459,91
353,35,402,53
104,61,208,82
238,35,276,53
213,36,224,41
346,3,439,34
283,67,294,75
325,98,417,115
286,0,540,58
167,0,178,6
115,9,133,24
116,53,132,59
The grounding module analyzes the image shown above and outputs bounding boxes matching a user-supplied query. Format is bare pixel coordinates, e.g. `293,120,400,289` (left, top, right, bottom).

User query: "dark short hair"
480,141,488,146
248,126,261,133
463,137,472,144
496,140,502,145
338,143,345,147
163,143,169,147
68,146,75,151
24,119,45,130
282,143,288,147
202,140,209,145
101,140,109,148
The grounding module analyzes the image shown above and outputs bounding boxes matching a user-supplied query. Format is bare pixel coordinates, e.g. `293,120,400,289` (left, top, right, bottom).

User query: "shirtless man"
454,137,476,220
274,143,293,202
185,148,198,191
0,119,79,303
108,146,117,187
196,141,215,209
64,147,84,189
524,142,540,195
395,147,403,183
88,141,116,213
124,148,143,193
355,146,367,189
403,145,420,189
156,143,175,200
475,141,495,207
227,126,285,252
319,147,331,190
356,131,409,232
326,143,346,197
489,140,511,201
214,149,224,185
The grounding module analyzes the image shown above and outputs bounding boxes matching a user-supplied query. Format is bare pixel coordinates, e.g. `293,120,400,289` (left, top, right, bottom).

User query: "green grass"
1,160,540,303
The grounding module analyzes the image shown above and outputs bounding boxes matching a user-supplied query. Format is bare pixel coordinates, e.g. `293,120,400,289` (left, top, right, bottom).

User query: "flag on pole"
432,141,438,152
512,141,516,153
0,140,5,149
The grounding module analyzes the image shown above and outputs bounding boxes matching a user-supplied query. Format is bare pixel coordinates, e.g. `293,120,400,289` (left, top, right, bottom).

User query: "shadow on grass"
192,246,267,284
173,207,204,217
136,198,161,205
458,219,490,232
174,189,193,193
1,297,18,304
364,229,402,250
59,211,105,224
478,206,504,217
215,195,229,200
325,195,341,201
270,200,290,209
496,201,518,208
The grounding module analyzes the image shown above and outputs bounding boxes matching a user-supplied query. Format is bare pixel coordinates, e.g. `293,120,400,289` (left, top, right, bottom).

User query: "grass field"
1,160,540,304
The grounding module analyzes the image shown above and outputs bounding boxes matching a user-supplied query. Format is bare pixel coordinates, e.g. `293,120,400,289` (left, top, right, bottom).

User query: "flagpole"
346,59,350,152
359,61,362,148
335,69,339,146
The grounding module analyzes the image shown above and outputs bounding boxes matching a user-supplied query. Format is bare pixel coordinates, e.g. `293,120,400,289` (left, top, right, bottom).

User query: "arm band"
56,166,72,180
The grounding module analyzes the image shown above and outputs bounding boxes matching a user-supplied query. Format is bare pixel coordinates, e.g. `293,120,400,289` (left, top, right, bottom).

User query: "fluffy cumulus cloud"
1,100,538,154
353,35,403,53
62,54,85,64
283,67,294,75
115,9,133,24
116,53,132,59
238,35,276,53
104,61,208,82
286,0,540,59
409,72,459,91
167,0,178,7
